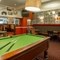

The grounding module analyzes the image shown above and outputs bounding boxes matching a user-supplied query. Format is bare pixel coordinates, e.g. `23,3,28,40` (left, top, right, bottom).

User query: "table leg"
44,50,48,60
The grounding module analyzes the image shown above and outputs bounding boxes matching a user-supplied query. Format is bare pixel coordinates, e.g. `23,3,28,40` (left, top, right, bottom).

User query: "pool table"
0,34,50,60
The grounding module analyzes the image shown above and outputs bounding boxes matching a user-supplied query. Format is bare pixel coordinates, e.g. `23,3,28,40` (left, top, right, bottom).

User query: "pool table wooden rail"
1,37,50,60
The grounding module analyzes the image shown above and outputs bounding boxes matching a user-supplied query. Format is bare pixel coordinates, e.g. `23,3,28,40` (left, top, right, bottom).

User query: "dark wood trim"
32,24,60,26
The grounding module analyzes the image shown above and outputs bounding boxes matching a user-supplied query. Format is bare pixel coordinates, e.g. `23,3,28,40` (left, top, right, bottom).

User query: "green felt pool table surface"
0,34,45,56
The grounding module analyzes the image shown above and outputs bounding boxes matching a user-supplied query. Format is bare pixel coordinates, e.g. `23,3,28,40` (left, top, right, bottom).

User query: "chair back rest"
47,31,53,36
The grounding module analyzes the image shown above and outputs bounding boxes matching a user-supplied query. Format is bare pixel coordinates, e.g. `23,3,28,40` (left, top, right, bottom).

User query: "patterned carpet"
35,40,60,60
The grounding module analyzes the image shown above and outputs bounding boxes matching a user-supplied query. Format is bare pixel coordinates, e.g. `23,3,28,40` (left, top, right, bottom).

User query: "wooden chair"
26,26,36,35
30,27,36,35
47,31,58,41
57,32,60,41
47,31,54,40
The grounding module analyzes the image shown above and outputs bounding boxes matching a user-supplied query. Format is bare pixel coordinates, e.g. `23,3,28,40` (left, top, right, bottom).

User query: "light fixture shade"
25,0,41,12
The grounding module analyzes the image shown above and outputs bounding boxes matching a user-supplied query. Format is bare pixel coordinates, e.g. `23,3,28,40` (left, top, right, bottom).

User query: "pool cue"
0,42,11,50
6,37,20,52
0,37,19,50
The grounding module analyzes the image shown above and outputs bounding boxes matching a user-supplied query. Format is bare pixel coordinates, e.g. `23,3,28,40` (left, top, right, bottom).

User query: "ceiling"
0,0,51,7
0,0,60,11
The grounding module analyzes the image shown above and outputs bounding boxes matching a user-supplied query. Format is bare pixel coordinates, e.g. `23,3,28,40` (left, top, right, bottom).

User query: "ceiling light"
25,0,41,12
14,4,16,6
0,0,1,1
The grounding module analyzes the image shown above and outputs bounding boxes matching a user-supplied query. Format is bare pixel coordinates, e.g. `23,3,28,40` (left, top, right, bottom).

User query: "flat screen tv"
21,9,29,17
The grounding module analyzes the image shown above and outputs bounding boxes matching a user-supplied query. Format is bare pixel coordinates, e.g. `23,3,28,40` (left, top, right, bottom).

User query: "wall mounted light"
25,0,41,12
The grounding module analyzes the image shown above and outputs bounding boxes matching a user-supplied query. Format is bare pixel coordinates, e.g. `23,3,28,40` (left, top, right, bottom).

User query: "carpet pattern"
34,41,60,60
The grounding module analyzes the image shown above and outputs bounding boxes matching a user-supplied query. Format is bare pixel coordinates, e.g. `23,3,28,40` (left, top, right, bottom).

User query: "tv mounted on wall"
21,9,29,17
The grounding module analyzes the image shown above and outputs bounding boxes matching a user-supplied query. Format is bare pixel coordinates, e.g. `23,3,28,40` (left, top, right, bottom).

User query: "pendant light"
25,0,41,12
